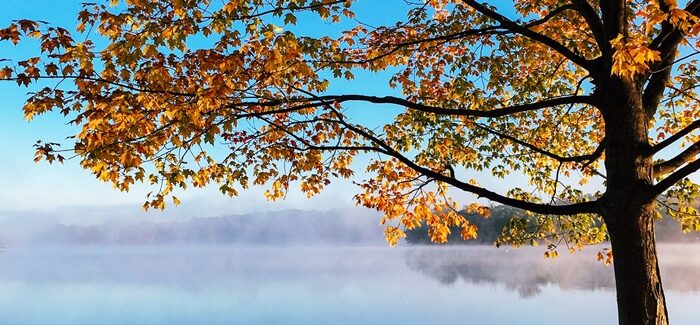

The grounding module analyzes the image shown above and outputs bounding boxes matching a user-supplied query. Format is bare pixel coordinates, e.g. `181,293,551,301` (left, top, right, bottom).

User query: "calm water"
0,245,699,324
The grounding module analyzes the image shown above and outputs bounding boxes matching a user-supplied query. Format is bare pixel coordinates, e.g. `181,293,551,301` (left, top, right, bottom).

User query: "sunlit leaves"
3,0,700,250
0,24,21,45
496,188,606,253
597,248,614,266
384,226,405,247
611,34,661,79
660,178,700,233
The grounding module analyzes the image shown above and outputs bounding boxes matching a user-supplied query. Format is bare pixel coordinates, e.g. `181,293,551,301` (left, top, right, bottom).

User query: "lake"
0,245,698,324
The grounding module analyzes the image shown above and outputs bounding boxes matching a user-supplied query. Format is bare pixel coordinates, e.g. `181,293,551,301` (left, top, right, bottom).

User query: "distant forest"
1,207,697,247
0,209,386,247
405,205,700,245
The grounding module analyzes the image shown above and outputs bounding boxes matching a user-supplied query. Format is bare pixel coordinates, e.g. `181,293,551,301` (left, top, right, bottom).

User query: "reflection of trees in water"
405,246,700,298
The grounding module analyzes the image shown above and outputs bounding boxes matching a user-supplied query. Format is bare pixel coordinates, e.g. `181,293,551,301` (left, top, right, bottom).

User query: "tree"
2,0,700,324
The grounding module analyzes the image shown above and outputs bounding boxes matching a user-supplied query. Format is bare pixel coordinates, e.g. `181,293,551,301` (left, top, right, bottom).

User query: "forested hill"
1,207,696,247
0,209,385,247
405,206,700,245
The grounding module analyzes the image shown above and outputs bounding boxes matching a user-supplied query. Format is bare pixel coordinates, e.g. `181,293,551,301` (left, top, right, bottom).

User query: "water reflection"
0,245,697,324
405,245,700,297
0,246,404,290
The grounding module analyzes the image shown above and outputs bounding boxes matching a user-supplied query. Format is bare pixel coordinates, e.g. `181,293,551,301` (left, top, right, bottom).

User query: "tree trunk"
606,205,668,325
600,76,668,324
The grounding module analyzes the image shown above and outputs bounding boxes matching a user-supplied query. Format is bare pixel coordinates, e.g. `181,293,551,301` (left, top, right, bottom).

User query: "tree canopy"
1,0,699,247
6,1,700,323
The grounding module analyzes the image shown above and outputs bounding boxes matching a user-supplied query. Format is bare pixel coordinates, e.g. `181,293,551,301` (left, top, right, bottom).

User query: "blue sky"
0,1,595,222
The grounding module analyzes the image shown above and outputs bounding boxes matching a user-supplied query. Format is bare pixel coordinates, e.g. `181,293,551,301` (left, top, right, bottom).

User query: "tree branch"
600,0,626,41
653,157,700,197
314,4,576,67
654,141,700,177
203,0,348,21
312,94,594,118
4,75,196,97
312,25,508,66
475,123,603,163
649,0,700,51
299,94,600,216
461,0,592,70
644,0,700,116
570,0,605,49
526,4,577,28
649,119,700,154
356,122,598,215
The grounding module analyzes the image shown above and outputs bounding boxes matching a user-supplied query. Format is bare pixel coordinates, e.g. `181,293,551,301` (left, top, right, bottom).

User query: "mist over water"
406,245,700,296
0,209,698,324
1,244,699,324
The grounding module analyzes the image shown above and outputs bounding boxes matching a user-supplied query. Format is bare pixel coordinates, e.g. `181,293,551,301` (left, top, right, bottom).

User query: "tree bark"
599,76,669,325
605,205,669,325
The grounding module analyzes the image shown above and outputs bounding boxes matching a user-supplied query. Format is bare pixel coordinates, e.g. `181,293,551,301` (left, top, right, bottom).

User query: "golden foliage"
2,0,700,248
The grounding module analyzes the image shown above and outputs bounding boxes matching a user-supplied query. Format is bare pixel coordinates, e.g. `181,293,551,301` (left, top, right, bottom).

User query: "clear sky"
0,1,594,223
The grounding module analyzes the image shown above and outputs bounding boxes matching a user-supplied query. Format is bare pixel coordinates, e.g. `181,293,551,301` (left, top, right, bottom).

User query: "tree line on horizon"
406,205,700,245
